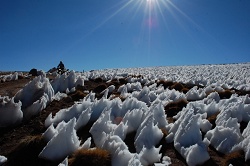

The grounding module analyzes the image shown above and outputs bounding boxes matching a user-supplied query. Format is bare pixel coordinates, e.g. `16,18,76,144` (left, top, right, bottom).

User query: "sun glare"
77,0,203,59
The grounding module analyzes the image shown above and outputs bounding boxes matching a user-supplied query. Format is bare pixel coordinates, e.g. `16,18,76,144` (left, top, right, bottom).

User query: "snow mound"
109,97,148,124
122,108,144,133
51,70,84,93
135,113,163,153
166,109,210,165
86,95,166,165
139,146,162,166
90,110,117,147
151,102,168,129
14,75,54,119
131,86,156,106
45,100,92,127
205,96,244,154
186,86,206,101
0,155,7,165
205,123,242,154
118,82,142,93
231,121,250,161
0,72,19,82
154,156,172,166
152,88,186,106
128,154,142,166
89,97,113,122
53,92,67,101
58,157,68,166
80,137,92,150
0,96,23,127
39,118,80,161
102,134,133,166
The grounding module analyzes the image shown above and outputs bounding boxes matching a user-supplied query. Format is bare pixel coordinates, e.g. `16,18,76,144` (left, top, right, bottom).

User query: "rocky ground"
0,75,250,166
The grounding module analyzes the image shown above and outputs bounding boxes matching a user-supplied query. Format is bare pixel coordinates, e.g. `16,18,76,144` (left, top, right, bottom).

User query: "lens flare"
70,0,207,63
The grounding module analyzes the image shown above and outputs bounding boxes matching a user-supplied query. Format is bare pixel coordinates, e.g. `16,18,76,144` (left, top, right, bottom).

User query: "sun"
146,0,157,5
147,0,158,3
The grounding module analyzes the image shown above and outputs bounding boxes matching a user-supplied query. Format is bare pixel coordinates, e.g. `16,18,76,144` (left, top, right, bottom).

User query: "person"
57,61,66,74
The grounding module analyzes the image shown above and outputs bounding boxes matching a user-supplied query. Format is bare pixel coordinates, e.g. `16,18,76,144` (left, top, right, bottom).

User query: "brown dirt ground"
0,78,31,98
0,77,250,166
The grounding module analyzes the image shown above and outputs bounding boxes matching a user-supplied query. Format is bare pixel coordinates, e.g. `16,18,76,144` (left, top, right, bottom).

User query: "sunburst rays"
69,0,207,60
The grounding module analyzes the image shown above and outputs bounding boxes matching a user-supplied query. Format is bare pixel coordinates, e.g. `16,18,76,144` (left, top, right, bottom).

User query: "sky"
1,0,250,72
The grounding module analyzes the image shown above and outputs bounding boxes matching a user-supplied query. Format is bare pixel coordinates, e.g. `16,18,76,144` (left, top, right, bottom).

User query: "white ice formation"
0,96,23,127
1,63,250,165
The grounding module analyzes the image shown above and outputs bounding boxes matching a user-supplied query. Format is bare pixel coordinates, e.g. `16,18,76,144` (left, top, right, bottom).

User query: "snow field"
0,71,84,126
41,83,250,164
1,63,250,165
83,63,250,91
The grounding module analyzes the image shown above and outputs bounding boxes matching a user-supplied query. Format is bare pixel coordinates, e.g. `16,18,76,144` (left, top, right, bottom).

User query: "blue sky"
1,0,250,71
